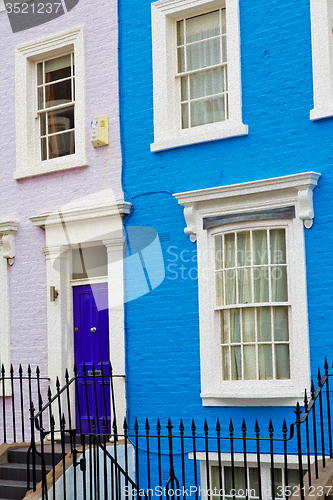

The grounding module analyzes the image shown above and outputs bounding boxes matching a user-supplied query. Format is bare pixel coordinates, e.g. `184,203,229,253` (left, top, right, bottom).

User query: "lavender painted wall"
0,0,122,377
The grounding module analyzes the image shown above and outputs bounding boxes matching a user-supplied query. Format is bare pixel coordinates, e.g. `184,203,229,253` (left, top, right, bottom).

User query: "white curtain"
218,229,290,381
180,9,227,127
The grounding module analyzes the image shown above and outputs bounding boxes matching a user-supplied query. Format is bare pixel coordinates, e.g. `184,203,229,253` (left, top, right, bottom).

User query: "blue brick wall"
120,0,333,440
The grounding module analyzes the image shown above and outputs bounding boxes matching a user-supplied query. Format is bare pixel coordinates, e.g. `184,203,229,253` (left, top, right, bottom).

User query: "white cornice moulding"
16,27,83,57
30,202,132,228
173,172,321,241
152,0,223,15
0,220,19,265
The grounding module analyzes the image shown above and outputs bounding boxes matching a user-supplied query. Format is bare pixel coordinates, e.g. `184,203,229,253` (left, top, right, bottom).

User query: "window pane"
273,468,282,499
211,466,222,491
287,469,302,489
221,310,229,343
48,106,74,134
222,346,230,380
253,230,268,265
226,269,236,304
253,268,269,302
41,137,47,161
244,345,256,380
190,67,225,100
181,76,188,101
178,47,185,73
249,468,259,498
230,309,240,343
270,229,286,264
40,113,46,136
177,20,184,45
238,268,252,304
273,307,289,341
222,35,227,63
45,79,72,108
215,235,223,270
181,103,189,129
225,234,235,268
223,466,245,498
258,344,273,380
38,87,44,110
237,231,251,266
45,54,71,82
221,8,226,34
72,246,107,279
187,38,221,71
186,11,220,43
275,345,290,379
257,307,271,341
231,346,241,380
243,308,255,342
49,130,75,158
191,95,225,127
37,62,43,85
216,271,224,306
271,267,288,302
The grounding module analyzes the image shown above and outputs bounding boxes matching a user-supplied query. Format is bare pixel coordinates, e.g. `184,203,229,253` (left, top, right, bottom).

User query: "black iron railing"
27,362,121,495
0,364,49,444
27,358,333,500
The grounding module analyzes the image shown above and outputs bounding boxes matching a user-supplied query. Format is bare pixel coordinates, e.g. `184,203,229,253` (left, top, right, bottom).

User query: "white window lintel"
173,172,321,242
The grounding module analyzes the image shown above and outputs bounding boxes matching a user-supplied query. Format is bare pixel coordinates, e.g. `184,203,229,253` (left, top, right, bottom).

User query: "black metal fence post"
269,420,275,500
255,420,262,500
304,389,311,488
295,403,304,500
282,419,289,500
325,358,332,458
242,419,249,500
318,369,326,467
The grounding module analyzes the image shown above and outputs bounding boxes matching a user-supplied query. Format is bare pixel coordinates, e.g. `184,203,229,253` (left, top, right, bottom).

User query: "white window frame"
14,27,88,179
151,0,248,152
174,172,320,406
309,0,333,120
197,453,310,500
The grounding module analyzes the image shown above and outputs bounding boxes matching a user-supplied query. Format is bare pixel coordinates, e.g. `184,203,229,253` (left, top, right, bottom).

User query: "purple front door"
73,283,111,433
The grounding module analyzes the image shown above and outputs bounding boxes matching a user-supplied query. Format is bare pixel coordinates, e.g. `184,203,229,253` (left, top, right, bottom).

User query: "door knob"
90,327,97,333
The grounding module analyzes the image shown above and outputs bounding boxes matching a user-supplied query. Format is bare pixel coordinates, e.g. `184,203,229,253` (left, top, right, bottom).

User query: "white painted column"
0,222,18,380
0,241,10,377
103,237,127,430
43,245,72,396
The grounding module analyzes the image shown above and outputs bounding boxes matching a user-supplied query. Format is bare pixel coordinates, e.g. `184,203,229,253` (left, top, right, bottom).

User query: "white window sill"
310,107,333,121
203,397,303,407
14,155,89,180
151,122,248,152
202,380,305,406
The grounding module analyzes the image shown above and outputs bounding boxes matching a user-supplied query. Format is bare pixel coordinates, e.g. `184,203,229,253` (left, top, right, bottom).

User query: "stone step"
0,479,26,500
